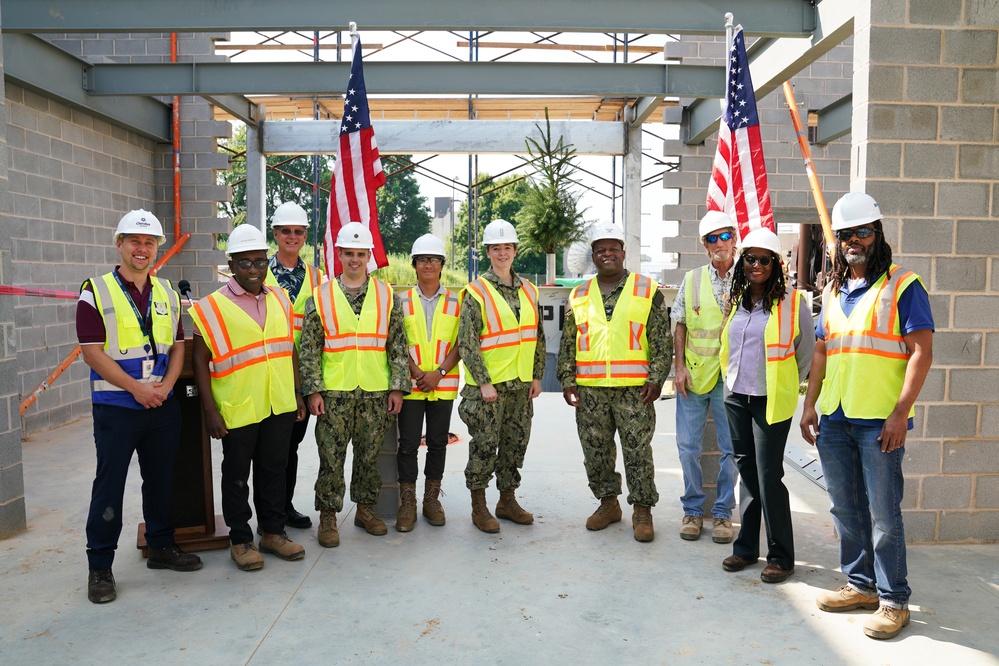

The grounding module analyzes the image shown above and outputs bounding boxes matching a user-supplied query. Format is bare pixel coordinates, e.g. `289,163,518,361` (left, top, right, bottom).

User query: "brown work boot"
396,482,417,533
817,585,881,613
679,515,702,540
230,542,264,571
632,504,655,542
354,504,388,536
87,568,116,604
423,479,446,526
470,488,500,533
317,510,340,548
711,518,734,544
259,532,306,561
495,489,534,524
864,606,910,640
585,496,622,531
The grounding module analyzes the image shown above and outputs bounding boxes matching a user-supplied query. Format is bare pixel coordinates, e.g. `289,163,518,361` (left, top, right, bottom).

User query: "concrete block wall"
852,0,999,543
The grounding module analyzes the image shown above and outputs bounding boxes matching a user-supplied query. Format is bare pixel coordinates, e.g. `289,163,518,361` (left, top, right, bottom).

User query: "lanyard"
111,270,153,343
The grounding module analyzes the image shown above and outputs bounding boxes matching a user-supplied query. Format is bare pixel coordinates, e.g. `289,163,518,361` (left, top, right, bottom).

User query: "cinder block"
900,509,938,544
984,400,999,437
943,29,998,66
962,69,999,104
938,182,990,217
974,474,999,508
968,2,999,26
925,405,978,438
937,509,999,543
869,181,935,217
927,293,951,328
959,145,999,180
955,220,998,255
905,66,960,103
867,141,905,179
0,497,27,538
943,439,999,473
900,218,953,254
869,105,938,140
934,256,987,292
903,143,957,180
871,27,942,65
932,331,983,366
950,369,999,403
922,475,972,509
910,0,962,26
903,439,942,475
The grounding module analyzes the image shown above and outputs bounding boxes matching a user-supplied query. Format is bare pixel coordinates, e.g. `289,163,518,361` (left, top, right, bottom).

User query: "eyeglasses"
233,258,269,270
705,231,734,244
414,256,442,265
278,227,306,237
836,226,876,242
742,254,773,267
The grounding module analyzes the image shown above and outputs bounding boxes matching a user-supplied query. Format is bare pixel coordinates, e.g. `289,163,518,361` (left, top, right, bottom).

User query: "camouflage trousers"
313,392,393,512
458,383,533,491
576,385,659,507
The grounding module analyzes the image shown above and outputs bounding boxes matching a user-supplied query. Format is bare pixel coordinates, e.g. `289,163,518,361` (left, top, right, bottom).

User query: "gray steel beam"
4,0,814,37
684,0,854,144
2,33,171,142
261,120,627,156
631,96,665,127
245,124,267,232
203,95,262,127
84,61,725,98
814,93,852,144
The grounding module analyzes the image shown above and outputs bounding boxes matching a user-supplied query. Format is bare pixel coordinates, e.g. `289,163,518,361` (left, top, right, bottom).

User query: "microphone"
177,279,193,303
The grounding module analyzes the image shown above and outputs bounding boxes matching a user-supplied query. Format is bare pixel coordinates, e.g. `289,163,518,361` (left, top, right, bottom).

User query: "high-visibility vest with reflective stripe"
89,273,180,409
315,277,393,391
463,277,539,386
570,273,657,387
683,265,725,394
189,287,297,429
265,262,323,348
400,287,461,400
719,287,803,424
818,265,922,420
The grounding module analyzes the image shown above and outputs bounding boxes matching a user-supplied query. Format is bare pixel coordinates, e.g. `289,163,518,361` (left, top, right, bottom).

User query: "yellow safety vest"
818,265,922,420
89,272,180,408
315,276,393,392
570,272,657,387
400,286,461,400
463,277,539,386
265,262,323,348
683,265,726,394
720,287,803,424
189,287,297,429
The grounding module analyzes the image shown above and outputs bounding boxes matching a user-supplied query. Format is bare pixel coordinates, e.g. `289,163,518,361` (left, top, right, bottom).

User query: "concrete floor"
2,394,998,665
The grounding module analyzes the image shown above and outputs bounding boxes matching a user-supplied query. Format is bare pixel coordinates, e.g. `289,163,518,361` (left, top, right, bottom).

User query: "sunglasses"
278,228,306,236
233,258,269,270
705,231,734,244
836,227,876,242
414,256,442,265
742,254,773,267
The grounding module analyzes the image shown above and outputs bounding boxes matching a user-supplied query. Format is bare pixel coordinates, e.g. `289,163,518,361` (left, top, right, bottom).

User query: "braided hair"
829,220,893,294
730,249,786,314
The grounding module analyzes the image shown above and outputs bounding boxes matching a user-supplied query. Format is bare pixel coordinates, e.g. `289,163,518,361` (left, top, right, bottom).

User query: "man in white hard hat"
190,224,307,572
557,222,673,542
801,192,934,640
671,210,739,544
298,222,409,547
264,201,324,531
76,209,202,603
394,233,462,532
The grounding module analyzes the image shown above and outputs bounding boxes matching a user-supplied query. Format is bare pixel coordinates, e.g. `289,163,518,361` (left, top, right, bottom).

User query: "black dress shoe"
285,507,313,529
147,545,204,572
760,561,794,583
722,554,756,572
88,568,116,603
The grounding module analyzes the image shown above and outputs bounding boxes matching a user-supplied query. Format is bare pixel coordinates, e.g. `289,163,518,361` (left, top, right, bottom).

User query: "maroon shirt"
76,267,184,345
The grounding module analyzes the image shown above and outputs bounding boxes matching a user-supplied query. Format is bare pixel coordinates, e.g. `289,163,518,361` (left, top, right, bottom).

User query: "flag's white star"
348,88,356,95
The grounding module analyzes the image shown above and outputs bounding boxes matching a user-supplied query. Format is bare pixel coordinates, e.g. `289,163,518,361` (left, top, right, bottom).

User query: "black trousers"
396,399,454,483
284,414,310,508
222,411,294,544
725,392,795,570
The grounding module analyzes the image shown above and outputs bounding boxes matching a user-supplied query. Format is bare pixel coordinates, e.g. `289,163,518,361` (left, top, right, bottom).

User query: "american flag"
324,34,388,277
705,26,775,240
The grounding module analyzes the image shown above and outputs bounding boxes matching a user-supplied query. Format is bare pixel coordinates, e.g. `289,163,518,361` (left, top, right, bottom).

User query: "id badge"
141,359,155,379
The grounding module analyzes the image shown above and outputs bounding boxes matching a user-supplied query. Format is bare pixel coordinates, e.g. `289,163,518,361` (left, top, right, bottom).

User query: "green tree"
376,156,432,255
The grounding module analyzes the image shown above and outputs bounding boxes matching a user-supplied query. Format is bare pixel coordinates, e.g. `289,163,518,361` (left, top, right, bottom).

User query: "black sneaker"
147,545,204,572
88,568,116,604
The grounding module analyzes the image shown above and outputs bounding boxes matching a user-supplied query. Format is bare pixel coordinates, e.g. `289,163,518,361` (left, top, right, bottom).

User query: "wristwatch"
438,368,447,377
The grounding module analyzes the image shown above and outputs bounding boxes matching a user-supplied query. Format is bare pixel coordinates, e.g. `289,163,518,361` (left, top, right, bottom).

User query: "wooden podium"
137,338,230,554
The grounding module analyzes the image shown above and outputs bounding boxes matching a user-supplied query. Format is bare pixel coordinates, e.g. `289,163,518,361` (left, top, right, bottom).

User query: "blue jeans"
675,380,737,519
816,417,910,609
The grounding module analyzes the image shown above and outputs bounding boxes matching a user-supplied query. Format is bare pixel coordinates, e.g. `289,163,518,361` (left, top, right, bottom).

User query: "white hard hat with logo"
336,222,375,249
226,224,270,256
740,227,784,264
831,192,881,231
114,209,165,245
410,233,446,259
270,201,310,228
482,219,519,245
589,222,626,247
698,210,737,239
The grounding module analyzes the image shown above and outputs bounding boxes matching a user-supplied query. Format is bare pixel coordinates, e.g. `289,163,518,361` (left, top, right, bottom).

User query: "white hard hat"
831,192,881,231
589,222,626,248
482,219,519,245
698,210,737,239
114,209,165,245
336,222,374,249
740,228,784,264
410,233,446,259
226,224,270,256
270,201,309,228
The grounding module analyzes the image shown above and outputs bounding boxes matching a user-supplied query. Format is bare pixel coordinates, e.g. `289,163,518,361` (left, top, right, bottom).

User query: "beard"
844,246,869,266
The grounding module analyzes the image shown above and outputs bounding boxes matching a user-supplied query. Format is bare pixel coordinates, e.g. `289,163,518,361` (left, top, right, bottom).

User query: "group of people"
78,192,933,640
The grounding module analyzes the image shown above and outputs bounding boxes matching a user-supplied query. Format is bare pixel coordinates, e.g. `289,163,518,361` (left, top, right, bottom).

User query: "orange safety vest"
314,276,393,391
265,262,323,348
400,286,461,400
463,277,539,385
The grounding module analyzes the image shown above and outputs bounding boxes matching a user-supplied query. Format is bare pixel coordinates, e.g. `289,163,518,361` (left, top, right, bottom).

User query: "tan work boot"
230,542,264,571
423,479,446,526
495,489,534,524
679,515,702,541
354,503,388,536
864,606,910,640
816,585,881,613
259,532,306,561
712,518,734,544
470,488,500,533
395,482,418,532
317,510,340,548
633,505,654,542
585,496,622,531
